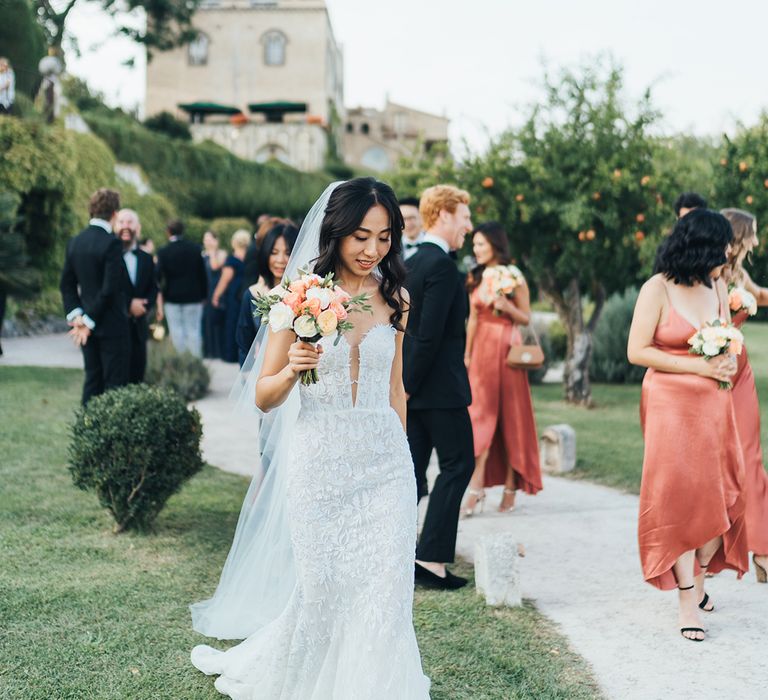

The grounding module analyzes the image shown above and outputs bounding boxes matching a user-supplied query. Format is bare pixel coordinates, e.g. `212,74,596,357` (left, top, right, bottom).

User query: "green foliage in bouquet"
145,340,210,401
590,287,647,384
68,384,204,533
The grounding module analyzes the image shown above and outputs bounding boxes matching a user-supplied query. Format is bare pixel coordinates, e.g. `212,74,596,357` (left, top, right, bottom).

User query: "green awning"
247,101,307,114
178,102,242,115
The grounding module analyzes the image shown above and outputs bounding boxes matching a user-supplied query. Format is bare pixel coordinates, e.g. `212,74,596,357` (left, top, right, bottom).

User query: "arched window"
188,33,209,66
262,30,287,66
361,123,370,135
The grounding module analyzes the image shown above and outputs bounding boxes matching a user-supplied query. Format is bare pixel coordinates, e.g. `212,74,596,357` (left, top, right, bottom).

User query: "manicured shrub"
68,384,204,533
145,340,210,401
144,111,192,141
590,287,646,383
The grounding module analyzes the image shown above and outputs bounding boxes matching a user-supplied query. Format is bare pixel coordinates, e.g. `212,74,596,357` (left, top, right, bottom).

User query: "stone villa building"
145,0,448,172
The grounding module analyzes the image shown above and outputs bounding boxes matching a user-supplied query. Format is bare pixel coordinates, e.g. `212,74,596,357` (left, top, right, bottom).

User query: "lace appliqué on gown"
191,324,430,699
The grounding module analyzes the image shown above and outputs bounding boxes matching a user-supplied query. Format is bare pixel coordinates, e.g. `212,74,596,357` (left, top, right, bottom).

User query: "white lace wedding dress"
191,323,431,699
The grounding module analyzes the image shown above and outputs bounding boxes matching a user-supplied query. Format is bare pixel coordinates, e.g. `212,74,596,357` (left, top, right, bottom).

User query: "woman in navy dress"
213,230,251,363
236,222,298,365
202,230,227,359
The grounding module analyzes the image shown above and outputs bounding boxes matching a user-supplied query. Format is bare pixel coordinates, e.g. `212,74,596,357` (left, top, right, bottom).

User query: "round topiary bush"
145,340,210,402
68,384,204,533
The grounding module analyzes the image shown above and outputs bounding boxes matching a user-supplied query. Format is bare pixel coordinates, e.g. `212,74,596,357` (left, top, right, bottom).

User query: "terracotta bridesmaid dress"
730,309,768,560
467,287,543,494
638,285,749,589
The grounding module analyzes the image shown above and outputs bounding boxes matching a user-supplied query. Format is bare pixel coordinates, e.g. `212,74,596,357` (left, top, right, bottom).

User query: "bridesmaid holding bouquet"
721,208,768,583
628,209,748,642
462,222,542,516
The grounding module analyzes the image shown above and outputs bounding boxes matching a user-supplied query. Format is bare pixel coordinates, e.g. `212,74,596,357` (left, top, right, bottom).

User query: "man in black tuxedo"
60,188,129,404
404,184,475,590
115,208,158,383
156,219,207,357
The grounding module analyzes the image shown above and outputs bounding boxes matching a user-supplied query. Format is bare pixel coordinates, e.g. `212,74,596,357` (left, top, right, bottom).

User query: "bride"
190,178,431,698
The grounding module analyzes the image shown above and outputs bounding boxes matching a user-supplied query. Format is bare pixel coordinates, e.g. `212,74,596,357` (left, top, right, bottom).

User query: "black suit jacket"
156,238,208,304
124,248,158,341
403,242,472,410
60,224,129,337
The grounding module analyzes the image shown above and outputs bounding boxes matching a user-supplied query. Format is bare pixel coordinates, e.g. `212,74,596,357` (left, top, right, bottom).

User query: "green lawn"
0,366,601,700
532,321,768,493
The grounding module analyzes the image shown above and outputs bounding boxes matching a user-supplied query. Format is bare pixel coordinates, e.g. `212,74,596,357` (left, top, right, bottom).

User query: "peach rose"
334,288,351,304
730,339,743,356
300,298,322,317
729,291,743,311
329,301,348,320
283,291,302,312
317,309,339,336
288,278,308,295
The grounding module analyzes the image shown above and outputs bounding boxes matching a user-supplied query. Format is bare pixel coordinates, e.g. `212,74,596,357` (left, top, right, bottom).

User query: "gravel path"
5,333,767,699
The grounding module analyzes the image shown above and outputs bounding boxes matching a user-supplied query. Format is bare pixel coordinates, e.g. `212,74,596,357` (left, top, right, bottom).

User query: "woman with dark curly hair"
721,208,768,583
628,208,748,642
461,222,542,516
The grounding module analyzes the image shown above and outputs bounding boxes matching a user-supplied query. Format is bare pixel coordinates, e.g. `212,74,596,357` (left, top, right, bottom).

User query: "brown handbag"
506,322,545,370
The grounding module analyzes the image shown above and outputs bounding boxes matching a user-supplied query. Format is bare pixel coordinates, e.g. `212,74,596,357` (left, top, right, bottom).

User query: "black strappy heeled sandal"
678,584,705,642
698,562,715,612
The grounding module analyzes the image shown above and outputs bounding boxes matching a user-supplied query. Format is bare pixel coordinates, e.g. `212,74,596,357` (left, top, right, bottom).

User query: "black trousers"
407,407,475,563
81,330,130,404
128,322,147,384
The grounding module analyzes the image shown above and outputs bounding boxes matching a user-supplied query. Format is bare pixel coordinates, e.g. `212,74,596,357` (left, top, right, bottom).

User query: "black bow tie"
404,242,420,249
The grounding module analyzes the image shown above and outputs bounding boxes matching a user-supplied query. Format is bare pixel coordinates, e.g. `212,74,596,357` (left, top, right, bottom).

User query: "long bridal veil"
190,182,343,640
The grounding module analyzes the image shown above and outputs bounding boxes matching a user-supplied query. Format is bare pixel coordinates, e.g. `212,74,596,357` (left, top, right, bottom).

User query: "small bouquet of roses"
480,264,525,315
687,319,745,389
253,268,371,385
728,284,758,317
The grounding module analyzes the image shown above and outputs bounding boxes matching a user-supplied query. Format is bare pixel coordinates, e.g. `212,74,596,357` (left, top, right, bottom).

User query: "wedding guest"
202,230,227,359
60,188,129,404
404,184,475,590
721,208,768,582
461,222,542,516
0,58,15,115
212,229,250,363
115,208,158,383
156,219,207,357
627,208,748,641
236,222,298,365
399,196,424,260
242,215,285,290
674,192,708,219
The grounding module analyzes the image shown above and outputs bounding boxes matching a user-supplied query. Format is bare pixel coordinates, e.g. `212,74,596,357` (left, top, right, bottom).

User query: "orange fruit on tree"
739,161,749,172
763,179,768,189
636,213,645,223
720,158,728,166
746,195,754,205
585,229,596,240
578,231,586,241
613,169,622,179
481,177,494,188
640,175,651,186
515,193,525,202
592,191,601,201
635,230,645,242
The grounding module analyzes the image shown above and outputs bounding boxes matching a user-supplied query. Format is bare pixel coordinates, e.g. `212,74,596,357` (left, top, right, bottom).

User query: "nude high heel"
462,488,486,518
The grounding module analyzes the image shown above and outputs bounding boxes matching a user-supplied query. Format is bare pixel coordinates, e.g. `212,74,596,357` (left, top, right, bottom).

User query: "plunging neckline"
332,323,394,408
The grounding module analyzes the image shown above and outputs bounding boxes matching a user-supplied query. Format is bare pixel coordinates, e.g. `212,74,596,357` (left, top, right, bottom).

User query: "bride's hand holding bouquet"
253,268,371,385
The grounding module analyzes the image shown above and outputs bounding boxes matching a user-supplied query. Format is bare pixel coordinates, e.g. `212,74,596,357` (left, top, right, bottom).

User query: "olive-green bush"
145,340,211,401
590,287,646,384
68,384,204,533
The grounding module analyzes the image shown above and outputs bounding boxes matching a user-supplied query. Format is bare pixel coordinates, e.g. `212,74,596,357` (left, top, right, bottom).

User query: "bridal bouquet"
687,319,745,389
480,264,525,314
253,269,371,385
728,285,758,317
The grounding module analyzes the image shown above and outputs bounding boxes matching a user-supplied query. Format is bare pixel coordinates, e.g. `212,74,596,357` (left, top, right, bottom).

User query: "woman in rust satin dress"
721,208,768,582
628,209,748,642
461,222,542,516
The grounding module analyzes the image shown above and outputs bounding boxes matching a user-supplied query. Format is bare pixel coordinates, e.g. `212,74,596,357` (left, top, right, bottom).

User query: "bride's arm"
390,290,410,429
255,329,323,412
627,276,733,382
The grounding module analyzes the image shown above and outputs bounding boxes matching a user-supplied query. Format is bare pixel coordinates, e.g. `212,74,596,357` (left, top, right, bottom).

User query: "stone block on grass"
474,533,522,607
540,423,576,474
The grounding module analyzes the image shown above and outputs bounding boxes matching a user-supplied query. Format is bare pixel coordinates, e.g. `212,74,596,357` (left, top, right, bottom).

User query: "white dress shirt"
403,231,425,260
123,247,138,286
420,233,450,255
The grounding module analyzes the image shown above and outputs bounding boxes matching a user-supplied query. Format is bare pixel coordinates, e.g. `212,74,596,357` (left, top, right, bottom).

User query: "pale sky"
67,0,768,154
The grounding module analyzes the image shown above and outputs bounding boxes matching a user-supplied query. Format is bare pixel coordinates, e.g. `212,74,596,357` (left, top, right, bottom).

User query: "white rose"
700,326,719,342
293,314,318,339
268,302,295,332
306,286,334,309
269,284,287,299
701,340,720,357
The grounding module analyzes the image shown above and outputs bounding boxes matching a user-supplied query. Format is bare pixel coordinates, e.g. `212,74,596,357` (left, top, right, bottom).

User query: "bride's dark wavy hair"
653,208,733,287
313,177,408,330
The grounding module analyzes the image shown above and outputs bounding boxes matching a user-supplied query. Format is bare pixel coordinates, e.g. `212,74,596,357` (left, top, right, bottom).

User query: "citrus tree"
460,62,671,405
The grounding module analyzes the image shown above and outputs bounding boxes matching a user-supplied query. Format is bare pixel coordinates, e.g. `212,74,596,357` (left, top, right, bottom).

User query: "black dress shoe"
414,563,468,590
